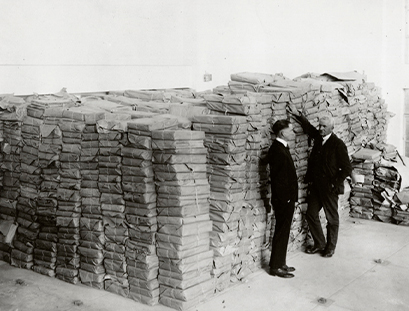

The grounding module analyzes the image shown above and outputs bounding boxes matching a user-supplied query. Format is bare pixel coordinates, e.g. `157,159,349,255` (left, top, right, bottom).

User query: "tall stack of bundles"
0,95,27,223
372,163,401,223
13,110,43,270
18,117,42,270
74,108,105,289
96,118,129,297
15,95,73,271
349,148,382,220
55,107,103,284
213,94,265,282
242,96,270,267
124,116,178,306
151,129,214,311
56,117,83,284
245,93,274,238
192,114,246,291
33,106,65,278
3,101,26,267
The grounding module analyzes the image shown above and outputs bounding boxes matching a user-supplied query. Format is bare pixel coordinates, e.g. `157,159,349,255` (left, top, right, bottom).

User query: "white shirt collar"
276,137,288,147
322,133,332,144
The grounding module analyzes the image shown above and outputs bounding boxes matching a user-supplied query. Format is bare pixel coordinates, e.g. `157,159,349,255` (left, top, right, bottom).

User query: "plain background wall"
0,0,406,151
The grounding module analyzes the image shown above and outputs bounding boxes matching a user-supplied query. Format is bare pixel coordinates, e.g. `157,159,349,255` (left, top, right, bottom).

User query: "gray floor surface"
1,218,408,311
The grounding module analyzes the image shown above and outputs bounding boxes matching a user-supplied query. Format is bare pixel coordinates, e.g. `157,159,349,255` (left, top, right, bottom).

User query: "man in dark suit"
268,120,298,278
287,104,352,258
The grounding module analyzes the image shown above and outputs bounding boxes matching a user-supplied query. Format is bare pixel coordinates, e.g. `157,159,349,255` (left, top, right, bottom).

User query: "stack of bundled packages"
152,128,214,311
1,96,27,264
192,113,247,292
14,96,69,271
56,111,83,284
30,96,73,278
209,92,267,282
72,106,105,289
56,106,102,284
371,163,401,223
124,116,178,306
13,112,41,271
246,93,274,259
97,115,130,297
349,148,382,220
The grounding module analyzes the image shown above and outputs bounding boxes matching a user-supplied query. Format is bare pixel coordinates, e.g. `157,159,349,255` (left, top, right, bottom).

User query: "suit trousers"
306,185,339,251
269,199,295,269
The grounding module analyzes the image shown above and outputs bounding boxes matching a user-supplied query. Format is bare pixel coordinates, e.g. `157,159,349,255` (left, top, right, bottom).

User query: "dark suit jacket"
296,114,352,195
268,140,298,204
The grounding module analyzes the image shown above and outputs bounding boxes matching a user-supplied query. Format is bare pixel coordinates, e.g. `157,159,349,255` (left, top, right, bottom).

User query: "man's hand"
286,103,301,117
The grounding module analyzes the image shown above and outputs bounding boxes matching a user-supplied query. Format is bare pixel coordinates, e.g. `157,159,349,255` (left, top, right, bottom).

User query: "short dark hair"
272,119,290,136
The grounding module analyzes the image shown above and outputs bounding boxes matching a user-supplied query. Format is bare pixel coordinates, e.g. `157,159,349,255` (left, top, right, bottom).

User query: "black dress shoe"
281,265,296,272
305,246,325,254
269,268,294,278
322,250,335,258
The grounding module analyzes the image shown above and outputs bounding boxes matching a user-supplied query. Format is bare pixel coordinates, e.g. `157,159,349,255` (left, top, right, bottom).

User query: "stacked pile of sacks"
1,97,28,265
192,114,248,291
152,129,214,310
122,117,169,306
0,95,28,263
201,93,267,283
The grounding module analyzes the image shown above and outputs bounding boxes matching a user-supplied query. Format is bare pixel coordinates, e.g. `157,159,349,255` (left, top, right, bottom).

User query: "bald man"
287,104,352,258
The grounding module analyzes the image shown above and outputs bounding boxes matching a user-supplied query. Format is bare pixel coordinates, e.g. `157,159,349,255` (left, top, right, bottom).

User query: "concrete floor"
1,218,409,311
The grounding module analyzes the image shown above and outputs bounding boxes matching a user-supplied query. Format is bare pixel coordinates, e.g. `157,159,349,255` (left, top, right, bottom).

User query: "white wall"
0,1,196,93
0,0,406,151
